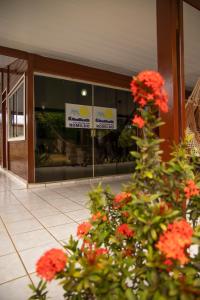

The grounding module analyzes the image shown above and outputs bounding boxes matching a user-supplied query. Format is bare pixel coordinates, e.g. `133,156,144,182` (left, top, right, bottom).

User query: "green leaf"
151,229,157,240
125,288,136,300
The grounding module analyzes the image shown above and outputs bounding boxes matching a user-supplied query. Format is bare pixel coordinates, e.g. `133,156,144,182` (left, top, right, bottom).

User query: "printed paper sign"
65,103,92,129
65,103,117,130
94,106,117,129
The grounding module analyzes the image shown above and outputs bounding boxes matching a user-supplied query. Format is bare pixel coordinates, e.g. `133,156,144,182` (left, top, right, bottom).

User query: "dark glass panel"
93,86,136,177
34,76,93,182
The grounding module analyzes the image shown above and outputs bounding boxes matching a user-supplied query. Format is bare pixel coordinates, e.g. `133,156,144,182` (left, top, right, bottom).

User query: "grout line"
0,215,35,287
30,190,87,224
0,274,30,286
10,190,79,252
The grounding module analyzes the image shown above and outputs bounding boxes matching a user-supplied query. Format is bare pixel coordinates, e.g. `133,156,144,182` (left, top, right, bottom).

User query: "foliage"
29,71,200,300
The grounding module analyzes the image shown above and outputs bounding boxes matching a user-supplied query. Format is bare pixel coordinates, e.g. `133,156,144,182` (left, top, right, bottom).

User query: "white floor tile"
6,218,43,235
48,223,78,240
65,209,90,222
31,207,60,218
0,253,26,284
0,276,32,300
38,214,73,228
56,202,83,213
0,232,15,256
12,229,57,251
1,211,33,223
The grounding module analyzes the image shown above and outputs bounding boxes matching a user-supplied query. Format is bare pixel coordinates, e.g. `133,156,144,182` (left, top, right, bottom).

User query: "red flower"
114,192,132,208
116,224,134,238
164,259,173,272
95,248,108,256
82,243,108,265
137,71,164,90
91,212,102,221
91,212,107,222
132,115,145,128
122,211,129,218
77,222,92,238
102,215,107,221
36,248,67,281
184,180,199,199
164,259,173,266
130,70,168,113
156,219,193,265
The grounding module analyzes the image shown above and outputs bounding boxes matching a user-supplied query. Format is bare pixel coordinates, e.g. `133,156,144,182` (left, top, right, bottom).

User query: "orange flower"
132,115,145,128
184,180,199,199
130,71,168,113
114,192,131,208
91,212,102,221
82,243,108,265
91,212,107,222
156,219,193,265
116,224,134,238
102,215,107,221
77,222,92,238
36,248,67,281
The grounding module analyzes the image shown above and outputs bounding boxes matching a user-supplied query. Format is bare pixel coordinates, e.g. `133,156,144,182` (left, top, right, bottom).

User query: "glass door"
93,85,136,177
34,76,93,182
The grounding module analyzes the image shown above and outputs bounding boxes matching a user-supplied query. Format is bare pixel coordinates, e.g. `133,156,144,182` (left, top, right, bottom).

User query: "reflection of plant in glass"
30,71,200,300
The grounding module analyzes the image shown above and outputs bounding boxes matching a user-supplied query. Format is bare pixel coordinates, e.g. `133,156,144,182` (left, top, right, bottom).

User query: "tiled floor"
0,170,129,300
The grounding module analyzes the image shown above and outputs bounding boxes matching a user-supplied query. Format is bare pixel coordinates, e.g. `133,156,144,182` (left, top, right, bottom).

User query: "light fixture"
81,89,87,96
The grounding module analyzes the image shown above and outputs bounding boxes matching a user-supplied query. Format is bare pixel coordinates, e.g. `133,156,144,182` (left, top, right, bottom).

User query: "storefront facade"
0,0,199,184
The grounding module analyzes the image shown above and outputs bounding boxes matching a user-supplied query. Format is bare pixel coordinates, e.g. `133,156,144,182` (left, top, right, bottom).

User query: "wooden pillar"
27,54,35,183
157,0,185,160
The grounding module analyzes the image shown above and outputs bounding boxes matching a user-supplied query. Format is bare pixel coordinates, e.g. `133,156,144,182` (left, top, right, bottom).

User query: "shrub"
29,71,200,300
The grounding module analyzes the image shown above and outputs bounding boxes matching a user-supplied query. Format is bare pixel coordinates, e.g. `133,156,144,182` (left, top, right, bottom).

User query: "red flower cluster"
132,115,145,128
81,243,108,265
77,222,92,238
184,180,199,199
130,70,168,112
36,248,67,281
114,192,132,208
116,224,134,238
91,212,107,222
156,219,193,265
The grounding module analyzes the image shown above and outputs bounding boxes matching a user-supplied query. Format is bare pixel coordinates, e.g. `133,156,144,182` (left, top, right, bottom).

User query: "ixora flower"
116,224,134,238
81,243,108,265
91,212,107,222
77,221,92,238
132,115,145,128
184,179,199,199
114,192,132,208
130,70,168,112
156,219,193,265
36,249,67,281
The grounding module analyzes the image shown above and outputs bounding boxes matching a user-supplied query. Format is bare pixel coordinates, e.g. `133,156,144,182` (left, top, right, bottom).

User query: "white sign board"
94,106,117,129
65,103,92,129
65,103,117,130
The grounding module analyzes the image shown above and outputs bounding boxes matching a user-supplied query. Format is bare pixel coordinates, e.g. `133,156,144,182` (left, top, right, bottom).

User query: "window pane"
8,80,25,139
34,76,93,182
16,83,25,137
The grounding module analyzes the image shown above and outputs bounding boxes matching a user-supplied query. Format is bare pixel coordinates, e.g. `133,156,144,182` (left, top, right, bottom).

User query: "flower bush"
29,71,200,300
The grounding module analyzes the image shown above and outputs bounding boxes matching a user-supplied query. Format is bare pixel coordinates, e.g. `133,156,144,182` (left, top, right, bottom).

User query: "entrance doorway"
34,75,136,182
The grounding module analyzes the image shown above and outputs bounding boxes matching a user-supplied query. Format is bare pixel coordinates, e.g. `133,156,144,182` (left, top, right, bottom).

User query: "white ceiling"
0,0,199,90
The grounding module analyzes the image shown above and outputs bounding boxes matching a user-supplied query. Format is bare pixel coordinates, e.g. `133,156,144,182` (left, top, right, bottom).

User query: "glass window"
34,76,93,182
8,78,25,140
34,75,137,182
